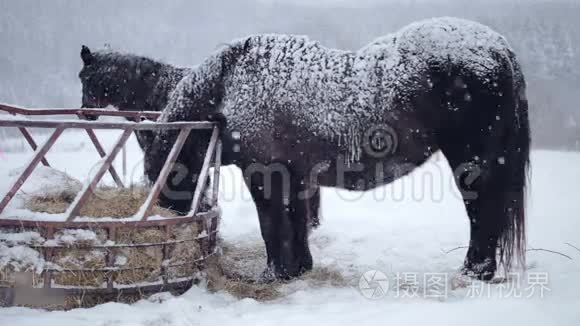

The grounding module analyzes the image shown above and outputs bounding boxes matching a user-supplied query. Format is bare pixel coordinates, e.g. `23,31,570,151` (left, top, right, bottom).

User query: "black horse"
79,17,530,281
78,45,191,150
78,44,322,227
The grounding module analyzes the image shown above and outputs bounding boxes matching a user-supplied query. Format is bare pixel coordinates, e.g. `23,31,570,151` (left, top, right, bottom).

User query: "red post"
83,128,125,188
212,139,222,207
18,127,50,167
186,127,219,218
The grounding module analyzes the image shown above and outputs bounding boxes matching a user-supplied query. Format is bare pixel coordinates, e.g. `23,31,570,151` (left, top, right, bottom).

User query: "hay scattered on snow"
206,239,349,301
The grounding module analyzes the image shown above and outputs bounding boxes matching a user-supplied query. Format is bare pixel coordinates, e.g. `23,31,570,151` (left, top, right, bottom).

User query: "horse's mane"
92,50,168,75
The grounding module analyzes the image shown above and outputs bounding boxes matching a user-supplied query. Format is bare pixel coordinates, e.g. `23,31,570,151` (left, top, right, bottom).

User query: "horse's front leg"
287,175,314,276
244,165,312,281
243,171,276,281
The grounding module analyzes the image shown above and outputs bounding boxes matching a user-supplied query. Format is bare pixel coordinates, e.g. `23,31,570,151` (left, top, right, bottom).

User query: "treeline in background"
0,0,578,150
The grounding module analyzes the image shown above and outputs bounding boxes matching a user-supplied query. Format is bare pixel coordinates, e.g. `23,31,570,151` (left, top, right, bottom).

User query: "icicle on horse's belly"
308,131,437,191
314,156,421,191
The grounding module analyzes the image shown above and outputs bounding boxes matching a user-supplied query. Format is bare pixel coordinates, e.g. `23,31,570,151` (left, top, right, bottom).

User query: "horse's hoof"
462,268,495,281
257,267,277,283
259,264,309,282
462,258,496,281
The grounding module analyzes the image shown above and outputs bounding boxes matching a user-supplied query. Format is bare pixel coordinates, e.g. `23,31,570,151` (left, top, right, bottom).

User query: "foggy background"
0,0,578,150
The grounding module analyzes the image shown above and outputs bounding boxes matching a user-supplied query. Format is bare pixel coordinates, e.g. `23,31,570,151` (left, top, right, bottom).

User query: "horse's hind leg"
436,56,529,281
439,90,509,280
441,94,528,280
306,186,321,229
445,151,504,280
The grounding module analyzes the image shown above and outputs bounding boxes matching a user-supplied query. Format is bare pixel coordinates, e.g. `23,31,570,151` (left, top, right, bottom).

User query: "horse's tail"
497,48,531,272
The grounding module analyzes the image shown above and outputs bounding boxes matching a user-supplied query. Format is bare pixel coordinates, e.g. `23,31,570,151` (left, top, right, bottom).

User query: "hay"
204,241,282,301
113,227,163,284
25,186,178,218
45,224,205,287
114,247,163,284
0,243,45,288
53,228,108,247
3,182,213,309
302,267,347,287
26,191,72,214
203,255,282,301
113,225,205,284
217,266,347,301
22,186,192,286
219,277,282,301
206,264,348,302
205,238,349,301
117,227,166,244
52,249,107,287
166,224,203,279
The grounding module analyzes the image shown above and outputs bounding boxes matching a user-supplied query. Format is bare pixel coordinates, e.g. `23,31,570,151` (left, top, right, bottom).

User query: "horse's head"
78,45,162,119
143,128,214,215
78,46,115,117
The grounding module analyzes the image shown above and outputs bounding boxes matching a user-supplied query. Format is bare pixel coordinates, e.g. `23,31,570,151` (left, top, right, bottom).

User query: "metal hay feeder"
0,103,222,309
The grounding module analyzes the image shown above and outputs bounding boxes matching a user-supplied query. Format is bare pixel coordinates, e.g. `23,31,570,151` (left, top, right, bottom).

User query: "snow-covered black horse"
79,17,531,281
79,44,322,229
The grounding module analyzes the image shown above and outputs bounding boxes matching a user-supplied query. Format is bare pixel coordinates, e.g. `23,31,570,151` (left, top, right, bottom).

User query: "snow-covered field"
1,129,579,325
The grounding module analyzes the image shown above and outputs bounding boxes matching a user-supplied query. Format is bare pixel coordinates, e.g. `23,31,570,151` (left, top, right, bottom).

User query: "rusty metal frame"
0,128,64,212
0,103,223,305
137,127,192,220
18,127,50,167
187,126,220,218
65,128,134,220
0,103,161,120
0,103,220,219
0,119,214,130
83,127,125,188
0,102,159,187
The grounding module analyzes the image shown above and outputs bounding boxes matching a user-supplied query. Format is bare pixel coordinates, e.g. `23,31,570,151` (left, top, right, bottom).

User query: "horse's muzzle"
79,105,98,121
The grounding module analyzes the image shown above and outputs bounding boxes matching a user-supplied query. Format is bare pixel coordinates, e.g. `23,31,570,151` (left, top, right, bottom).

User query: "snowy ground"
1,129,579,325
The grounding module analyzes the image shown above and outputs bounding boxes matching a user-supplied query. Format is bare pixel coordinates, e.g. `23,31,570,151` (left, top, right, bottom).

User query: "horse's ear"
81,45,93,66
